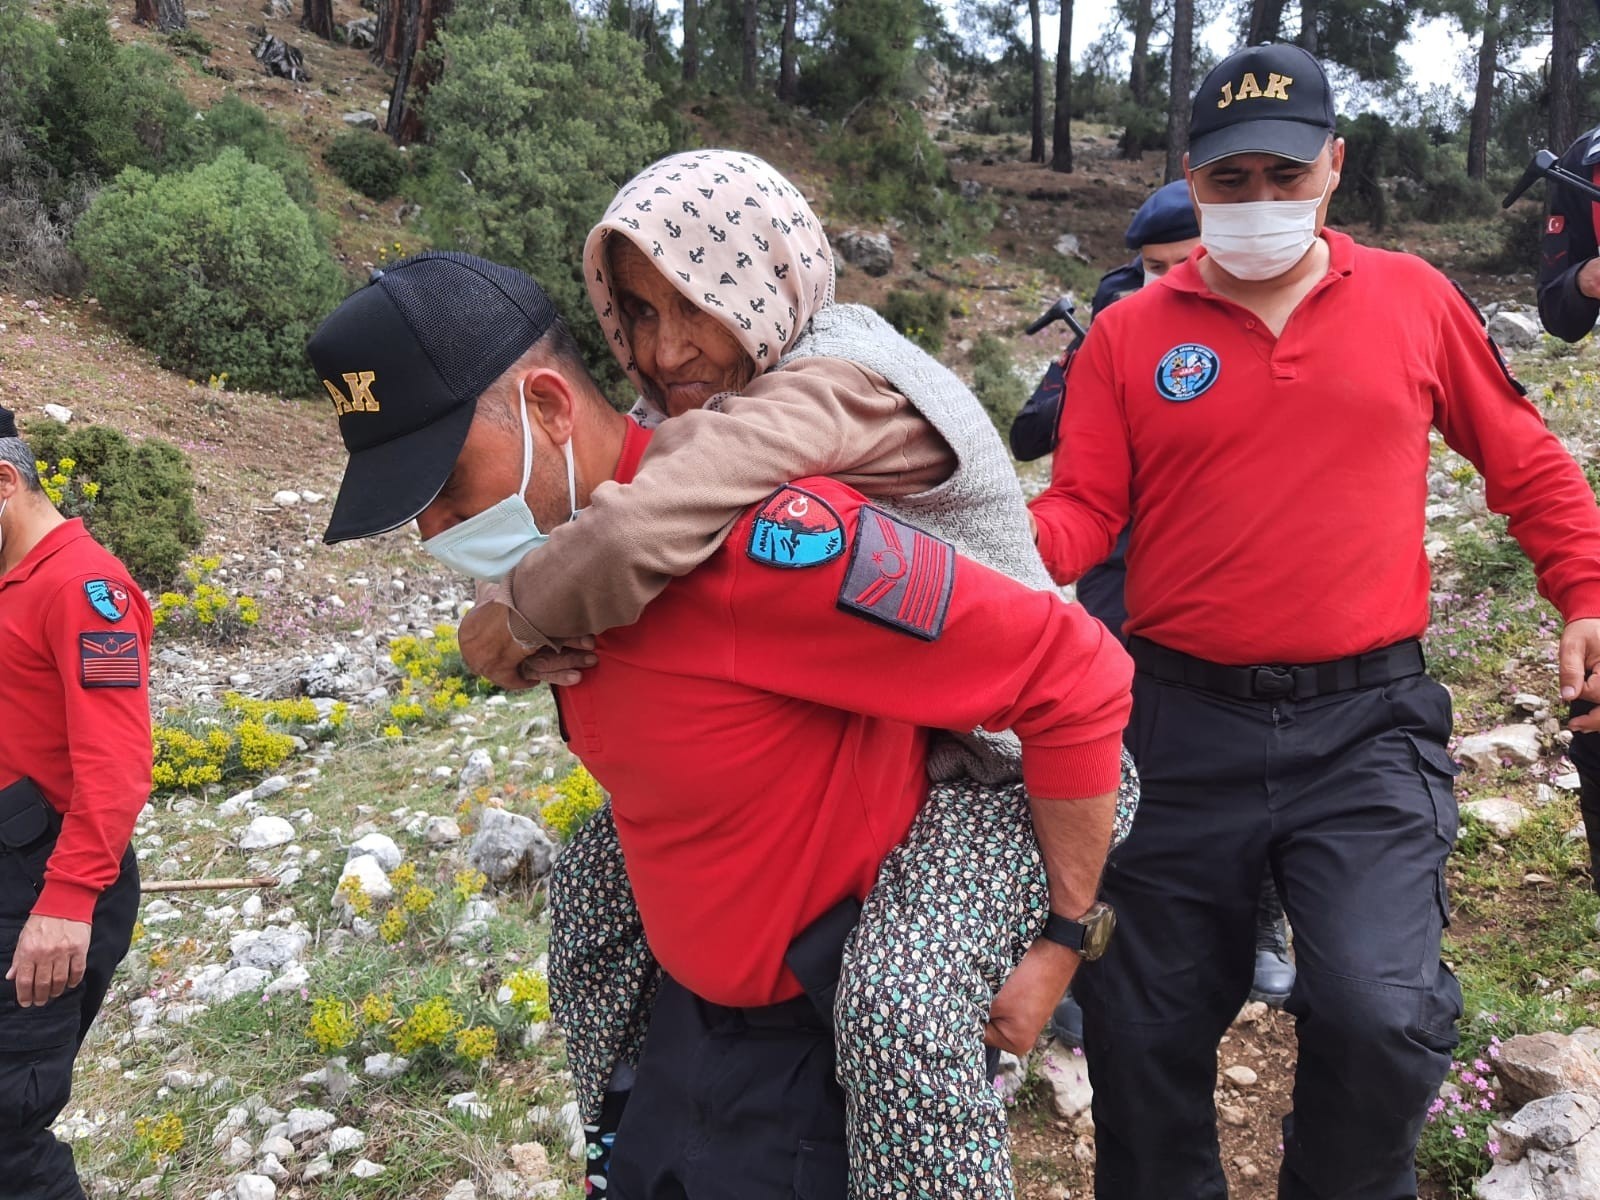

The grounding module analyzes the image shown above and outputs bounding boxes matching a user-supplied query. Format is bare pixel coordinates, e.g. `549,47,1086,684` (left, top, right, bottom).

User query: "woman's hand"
519,641,600,688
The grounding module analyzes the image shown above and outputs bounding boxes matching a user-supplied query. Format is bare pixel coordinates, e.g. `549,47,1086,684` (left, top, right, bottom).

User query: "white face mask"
0,497,8,560
1195,171,1334,282
421,382,576,583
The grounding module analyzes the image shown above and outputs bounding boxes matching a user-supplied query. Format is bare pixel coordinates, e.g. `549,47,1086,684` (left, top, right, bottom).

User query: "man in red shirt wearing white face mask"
1031,42,1600,1200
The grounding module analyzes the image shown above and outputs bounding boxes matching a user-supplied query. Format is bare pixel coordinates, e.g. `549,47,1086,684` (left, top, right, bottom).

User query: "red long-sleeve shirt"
1030,229,1600,666
0,520,152,922
556,429,1132,1008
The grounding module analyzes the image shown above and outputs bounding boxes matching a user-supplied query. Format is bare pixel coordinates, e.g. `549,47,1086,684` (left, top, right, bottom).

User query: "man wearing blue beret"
1010,181,1201,462
1011,180,1294,1047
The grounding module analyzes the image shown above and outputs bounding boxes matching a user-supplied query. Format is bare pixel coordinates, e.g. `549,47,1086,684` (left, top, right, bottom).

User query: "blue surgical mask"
422,382,576,582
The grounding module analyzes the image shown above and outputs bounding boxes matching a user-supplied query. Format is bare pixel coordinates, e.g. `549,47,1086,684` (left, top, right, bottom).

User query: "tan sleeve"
501,357,956,647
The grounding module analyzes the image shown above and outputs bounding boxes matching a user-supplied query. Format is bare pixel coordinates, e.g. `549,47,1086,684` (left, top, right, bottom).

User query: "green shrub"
420,0,670,401
1397,167,1496,225
181,94,315,210
879,288,948,352
41,6,192,184
1482,207,1545,275
969,333,1027,433
164,27,212,56
72,149,346,395
324,129,406,201
22,422,203,588
821,103,994,257
0,0,182,292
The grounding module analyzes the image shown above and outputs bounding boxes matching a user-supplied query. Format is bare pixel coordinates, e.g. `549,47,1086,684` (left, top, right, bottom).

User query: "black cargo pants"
0,837,139,1200
1075,660,1463,1200
608,902,856,1200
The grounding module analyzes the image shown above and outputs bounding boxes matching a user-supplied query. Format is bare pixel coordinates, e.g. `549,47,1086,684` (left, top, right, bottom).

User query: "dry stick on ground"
142,876,281,894
919,267,1016,292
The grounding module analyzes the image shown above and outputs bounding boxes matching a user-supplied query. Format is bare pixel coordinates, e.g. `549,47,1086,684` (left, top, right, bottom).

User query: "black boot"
1579,772,1600,897
1247,873,1294,1007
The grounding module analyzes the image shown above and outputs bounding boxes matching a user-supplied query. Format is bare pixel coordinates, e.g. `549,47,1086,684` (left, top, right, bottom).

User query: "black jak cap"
1189,43,1335,170
307,251,557,545
0,405,15,439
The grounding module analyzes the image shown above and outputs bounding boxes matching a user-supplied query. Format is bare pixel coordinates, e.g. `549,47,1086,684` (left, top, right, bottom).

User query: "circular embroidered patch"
1154,343,1221,402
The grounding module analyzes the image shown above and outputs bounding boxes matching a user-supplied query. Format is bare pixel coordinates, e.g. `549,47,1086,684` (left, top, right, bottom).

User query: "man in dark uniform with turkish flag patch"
1538,121,1600,343
0,404,149,1199
1535,122,1600,897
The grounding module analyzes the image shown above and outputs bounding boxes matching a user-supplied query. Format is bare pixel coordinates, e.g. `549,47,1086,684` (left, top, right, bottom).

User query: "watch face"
1082,904,1117,960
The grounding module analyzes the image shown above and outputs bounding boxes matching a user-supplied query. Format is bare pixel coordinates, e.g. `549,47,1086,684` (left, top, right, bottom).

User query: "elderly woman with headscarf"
462,150,1138,1199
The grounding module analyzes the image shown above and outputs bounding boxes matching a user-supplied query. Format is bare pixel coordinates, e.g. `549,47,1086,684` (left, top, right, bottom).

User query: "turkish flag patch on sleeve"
1547,214,1565,235
79,631,142,688
837,505,955,641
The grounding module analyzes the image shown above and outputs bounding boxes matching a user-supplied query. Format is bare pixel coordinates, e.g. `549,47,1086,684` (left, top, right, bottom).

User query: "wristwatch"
1041,902,1117,961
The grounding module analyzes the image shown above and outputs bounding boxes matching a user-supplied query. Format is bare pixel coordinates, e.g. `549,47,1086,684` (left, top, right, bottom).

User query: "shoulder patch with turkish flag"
836,505,955,641
79,631,142,688
84,578,130,622
746,485,845,568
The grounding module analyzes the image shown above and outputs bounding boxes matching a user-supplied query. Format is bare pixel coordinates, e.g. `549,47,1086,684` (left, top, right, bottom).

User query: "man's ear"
0,462,20,502
519,368,579,446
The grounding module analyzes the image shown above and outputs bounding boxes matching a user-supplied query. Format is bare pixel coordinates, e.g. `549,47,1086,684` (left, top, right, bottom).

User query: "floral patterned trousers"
549,751,1139,1199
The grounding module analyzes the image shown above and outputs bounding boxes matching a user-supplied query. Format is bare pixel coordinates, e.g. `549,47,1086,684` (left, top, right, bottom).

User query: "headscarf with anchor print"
583,149,836,424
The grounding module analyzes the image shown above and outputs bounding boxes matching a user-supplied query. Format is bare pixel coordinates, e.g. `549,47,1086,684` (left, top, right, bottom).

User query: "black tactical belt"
1129,636,1426,702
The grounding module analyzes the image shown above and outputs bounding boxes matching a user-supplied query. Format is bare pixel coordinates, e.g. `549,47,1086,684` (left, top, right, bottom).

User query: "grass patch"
72,685,587,1197
1419,796,1600,1195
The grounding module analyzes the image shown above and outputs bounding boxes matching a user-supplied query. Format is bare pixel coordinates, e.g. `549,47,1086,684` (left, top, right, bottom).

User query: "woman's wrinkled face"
610,240,755,416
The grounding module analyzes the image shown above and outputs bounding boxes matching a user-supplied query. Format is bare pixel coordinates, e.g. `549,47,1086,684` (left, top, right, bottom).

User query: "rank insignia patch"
1154,343,1221,402
84,578,130,622
747,485,845,568
837,506,955,641
79,631,141,688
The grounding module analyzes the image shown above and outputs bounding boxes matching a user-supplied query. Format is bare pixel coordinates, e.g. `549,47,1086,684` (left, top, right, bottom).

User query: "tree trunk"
386,0,452,145
1245,0,1284,45
1298,0,1318,54
1028,0,1045,163
683,0,698,82
778,0,797,102
1466,1,1498,181
1050,0,1074,172
741,0,758,94
135,0,187,31
1165,0,1193,182
1128,0,1152,104
1550,0,1581,152
372,0,405,68
1121,0,1153,160
301,0,334,40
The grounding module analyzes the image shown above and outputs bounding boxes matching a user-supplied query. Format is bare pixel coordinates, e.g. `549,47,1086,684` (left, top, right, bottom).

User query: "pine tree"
1050,0,1073,172
1165,0,1193,181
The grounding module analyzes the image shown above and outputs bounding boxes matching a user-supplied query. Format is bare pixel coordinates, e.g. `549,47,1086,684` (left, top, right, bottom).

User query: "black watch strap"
1042,911,1088,954
1040,902,1116,960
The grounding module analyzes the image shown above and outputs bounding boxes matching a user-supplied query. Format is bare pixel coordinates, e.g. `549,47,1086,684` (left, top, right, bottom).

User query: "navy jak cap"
0,405,15,439
1189,43,1335,170
307,251,557,545
1125,180,1200,249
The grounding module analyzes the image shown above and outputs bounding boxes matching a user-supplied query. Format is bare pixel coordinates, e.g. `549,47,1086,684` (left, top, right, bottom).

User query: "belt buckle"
1250,666,1294,699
